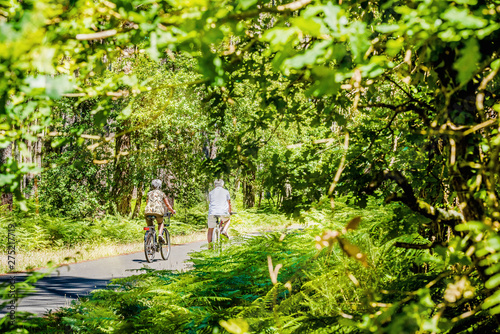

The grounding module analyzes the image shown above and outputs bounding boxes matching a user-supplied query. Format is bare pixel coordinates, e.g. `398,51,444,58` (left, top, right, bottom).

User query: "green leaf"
486,236,500,251
220,318,249,334
147,32,160,61
376,24,400,33
483,290,500,309
442,7,486,29
239,0,258,10
32,46,56,73
322,3,343,31
302,5,326,19
453,39,480,84
120,74,139,87
263,27,299,49
348,22,371,61
455,221,488,232
491,59,500,70
290,17,323,37
454,0,477,4
284,41,330,69
486,273,500,289
51,137,67,148
23,75,72,99
485,262,500,276
386,37,404,57
306,67,341,97
118,103,133,120
45,76,72,99
0,173,16,187
490,304,500,315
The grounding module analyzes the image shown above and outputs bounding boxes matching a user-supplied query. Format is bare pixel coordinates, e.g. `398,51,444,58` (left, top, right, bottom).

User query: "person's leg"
157,216,165,242
207,228,214,243
207,215,216,246
221,217,230,237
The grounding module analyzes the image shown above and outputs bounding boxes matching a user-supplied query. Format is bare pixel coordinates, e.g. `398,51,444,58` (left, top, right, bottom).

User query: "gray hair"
214,179,224,187
151,179,162,189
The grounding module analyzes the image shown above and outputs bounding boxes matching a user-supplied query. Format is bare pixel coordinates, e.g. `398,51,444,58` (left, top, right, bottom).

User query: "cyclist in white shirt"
207,179,232,244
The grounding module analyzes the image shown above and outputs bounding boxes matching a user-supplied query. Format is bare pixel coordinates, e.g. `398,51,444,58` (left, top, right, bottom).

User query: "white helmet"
151,179,162,189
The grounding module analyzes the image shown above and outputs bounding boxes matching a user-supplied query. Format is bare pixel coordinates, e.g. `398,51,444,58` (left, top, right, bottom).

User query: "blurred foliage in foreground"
5,197,494,333
2,0,500,332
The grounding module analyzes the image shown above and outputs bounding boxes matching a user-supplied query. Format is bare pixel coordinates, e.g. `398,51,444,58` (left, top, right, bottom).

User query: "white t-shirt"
208,187,231,215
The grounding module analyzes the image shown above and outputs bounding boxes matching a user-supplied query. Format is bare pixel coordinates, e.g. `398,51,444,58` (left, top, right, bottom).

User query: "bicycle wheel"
144,231,155,263
160,229,171,260
212,227,221,250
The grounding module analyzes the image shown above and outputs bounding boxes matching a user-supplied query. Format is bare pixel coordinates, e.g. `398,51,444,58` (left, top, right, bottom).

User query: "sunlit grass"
0,232,209,273
0,243,142,273
0,205,311,274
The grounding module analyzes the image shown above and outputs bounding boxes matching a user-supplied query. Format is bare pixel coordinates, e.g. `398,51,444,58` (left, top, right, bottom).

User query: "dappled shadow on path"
0,242,204,316
0,264,193,316
132,258,150,263
0,274,113,316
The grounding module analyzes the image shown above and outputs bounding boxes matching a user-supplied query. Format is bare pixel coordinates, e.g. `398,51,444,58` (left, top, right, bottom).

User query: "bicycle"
144,212,172,263
211,212,236,251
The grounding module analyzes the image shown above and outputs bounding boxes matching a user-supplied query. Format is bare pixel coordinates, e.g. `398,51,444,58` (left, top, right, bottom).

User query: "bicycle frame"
211,216,223,250
144,223,157,262
211,212,236,250
144,214,172,262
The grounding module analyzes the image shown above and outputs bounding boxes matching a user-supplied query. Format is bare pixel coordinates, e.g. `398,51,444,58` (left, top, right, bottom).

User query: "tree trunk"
158,167,175,211
242,171,256,208
0,142,13,211
447,87,497,314
132,181,144,218
112,122,133,216
448,87,485,223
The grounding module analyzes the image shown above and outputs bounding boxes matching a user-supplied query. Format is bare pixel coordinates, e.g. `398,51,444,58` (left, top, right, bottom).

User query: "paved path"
1,240,206,316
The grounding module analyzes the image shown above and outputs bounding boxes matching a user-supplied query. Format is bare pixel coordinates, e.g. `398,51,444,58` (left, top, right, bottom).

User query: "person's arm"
163,197,175,214
228,199,232,214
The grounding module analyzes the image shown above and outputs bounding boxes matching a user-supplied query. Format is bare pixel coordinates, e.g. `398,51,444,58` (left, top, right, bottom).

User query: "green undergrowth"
0,199,299,273
7,196,453,334
0,214,143,253
0,205,290,256
0,211,207,274
22,232,372,333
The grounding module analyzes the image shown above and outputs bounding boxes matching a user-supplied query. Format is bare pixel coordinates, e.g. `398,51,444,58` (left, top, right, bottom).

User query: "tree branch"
476,65,500,120
346,103,410,168
76,29,117,40
394,241,436,249
225,0,312,22
366,170,464,225
385,76,436,114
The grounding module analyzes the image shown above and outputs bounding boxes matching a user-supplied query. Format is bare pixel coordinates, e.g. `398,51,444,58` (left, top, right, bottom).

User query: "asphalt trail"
1,240,206,316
